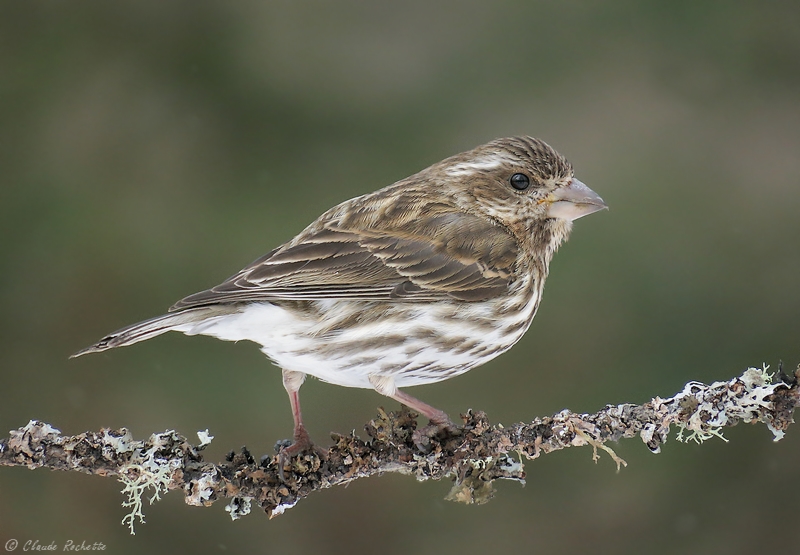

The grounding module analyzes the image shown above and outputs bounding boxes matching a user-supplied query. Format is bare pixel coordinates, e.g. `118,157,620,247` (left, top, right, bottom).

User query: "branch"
1,364,798,532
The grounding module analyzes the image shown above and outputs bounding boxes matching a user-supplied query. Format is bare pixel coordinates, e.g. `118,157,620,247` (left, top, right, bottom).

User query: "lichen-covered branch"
1,364,798,532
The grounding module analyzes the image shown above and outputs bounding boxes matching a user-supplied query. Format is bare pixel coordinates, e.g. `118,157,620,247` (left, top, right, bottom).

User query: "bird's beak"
546,178,608,221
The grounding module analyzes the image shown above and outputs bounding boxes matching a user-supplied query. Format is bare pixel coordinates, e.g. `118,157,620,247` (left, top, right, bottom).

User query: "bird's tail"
70,307,218,358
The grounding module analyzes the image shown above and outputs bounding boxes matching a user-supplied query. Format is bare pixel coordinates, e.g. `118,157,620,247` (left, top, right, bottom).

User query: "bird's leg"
285,387,313,454
278,370,326,479
369,374,458,431
389,388,458,430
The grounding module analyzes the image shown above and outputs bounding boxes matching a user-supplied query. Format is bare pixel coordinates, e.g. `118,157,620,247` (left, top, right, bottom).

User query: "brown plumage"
73,136,606,467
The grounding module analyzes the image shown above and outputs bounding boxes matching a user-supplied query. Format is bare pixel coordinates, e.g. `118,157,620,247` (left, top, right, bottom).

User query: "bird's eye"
509,173,530,191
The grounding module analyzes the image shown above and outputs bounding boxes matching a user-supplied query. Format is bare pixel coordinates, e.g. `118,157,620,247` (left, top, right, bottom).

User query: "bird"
72,136,606,464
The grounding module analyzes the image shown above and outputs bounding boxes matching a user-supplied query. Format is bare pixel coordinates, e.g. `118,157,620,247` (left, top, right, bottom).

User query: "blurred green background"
2,2,799,554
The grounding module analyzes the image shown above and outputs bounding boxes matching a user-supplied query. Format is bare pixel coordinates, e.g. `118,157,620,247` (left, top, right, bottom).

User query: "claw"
276,424,327,482
411,418,462,451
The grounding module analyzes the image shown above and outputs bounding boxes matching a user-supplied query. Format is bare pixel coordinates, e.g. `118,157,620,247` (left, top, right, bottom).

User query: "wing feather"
169,199,519,311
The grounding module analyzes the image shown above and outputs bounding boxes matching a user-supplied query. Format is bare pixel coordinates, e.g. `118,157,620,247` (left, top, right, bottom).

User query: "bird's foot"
384,388,462,449
275,425,327,482
412,412,462,451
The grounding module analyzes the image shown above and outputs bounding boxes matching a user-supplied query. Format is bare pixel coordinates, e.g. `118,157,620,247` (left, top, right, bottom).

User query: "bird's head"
433,136,607,253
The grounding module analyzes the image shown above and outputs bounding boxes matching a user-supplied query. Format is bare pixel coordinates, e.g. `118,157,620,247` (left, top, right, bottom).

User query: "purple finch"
73,136,606,462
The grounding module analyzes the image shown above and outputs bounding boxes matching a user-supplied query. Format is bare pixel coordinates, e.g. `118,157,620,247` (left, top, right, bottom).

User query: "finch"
73,136,606,461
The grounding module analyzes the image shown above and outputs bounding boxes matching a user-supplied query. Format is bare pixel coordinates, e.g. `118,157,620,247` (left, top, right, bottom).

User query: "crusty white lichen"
102,429,135,456
669,364,785,444
5,421,63,467
269,498,297,518
225,496,253,520
186,472,217,506
197,429,214,447
24,420,61,437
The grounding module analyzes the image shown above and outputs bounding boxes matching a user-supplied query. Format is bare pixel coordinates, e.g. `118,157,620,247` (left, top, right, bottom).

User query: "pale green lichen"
573,428,627,471
117,431,183,535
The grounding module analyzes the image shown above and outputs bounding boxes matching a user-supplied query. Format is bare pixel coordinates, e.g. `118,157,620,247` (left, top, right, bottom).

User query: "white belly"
173,292,538,390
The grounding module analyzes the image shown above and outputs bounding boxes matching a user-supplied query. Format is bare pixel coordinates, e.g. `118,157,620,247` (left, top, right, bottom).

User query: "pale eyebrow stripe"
444,154,517,177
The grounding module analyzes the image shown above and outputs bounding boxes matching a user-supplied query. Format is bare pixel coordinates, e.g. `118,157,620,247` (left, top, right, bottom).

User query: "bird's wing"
169,205,519,311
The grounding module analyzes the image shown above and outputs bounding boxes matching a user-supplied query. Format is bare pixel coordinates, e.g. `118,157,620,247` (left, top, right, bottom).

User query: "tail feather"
71,308,217,358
